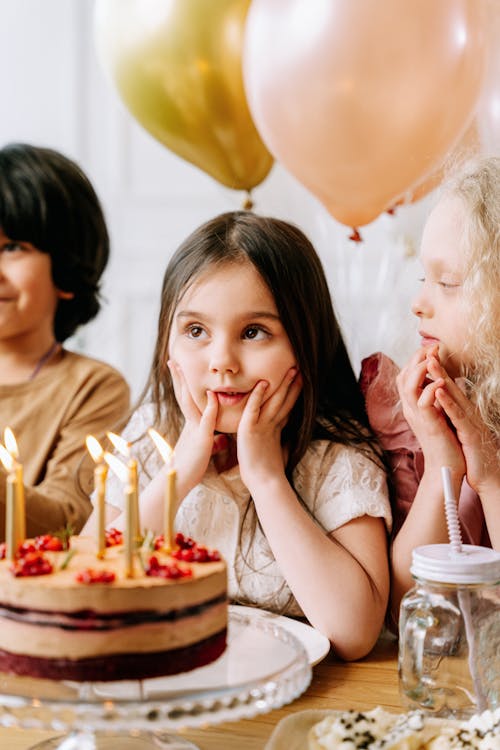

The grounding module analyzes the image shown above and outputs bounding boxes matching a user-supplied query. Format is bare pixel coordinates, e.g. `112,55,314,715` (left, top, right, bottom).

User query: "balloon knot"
348,227,363,243
242,193,254,211
386,198,404,216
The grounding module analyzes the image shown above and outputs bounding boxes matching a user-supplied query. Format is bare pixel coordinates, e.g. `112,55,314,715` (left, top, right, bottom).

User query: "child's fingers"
199,390,219,433
435,387,467,426
417,377,445,409
168,360,201,422
254,367,300,423
425,355,451,384
241,380,269,425
426,358,473,410
397,359,430,401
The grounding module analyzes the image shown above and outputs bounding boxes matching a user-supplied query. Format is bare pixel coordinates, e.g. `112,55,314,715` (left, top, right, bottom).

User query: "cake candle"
4,428,25,543
148,429,175,551
107,433,140,542
5,474,16,560
86,436,108,558
124,479,135,578
104,451,135,577
164,460,176,551
0,444,18,560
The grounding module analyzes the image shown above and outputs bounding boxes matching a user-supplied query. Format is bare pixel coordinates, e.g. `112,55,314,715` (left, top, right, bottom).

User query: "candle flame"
0,443,14,472
148,429,174,465
4,427,19,459
107,432,130,458
86,435,104,463
104,452,129,483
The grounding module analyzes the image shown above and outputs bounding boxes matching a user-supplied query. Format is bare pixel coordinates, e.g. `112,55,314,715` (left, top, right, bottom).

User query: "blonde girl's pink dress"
360,352,489,547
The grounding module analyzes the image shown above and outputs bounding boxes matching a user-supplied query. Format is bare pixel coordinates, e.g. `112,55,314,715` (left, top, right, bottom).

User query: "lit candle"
86,436,108,558
148,429,176,551
104,451,135,577
0,442,19,561
4,428,25,543
107,433,140,542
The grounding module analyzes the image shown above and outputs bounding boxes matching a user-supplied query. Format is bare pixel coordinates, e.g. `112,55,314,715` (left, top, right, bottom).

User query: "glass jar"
398,543,500,719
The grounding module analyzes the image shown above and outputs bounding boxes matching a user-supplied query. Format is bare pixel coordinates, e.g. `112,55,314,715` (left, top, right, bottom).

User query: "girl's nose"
411,287,431,318
209,339,239,374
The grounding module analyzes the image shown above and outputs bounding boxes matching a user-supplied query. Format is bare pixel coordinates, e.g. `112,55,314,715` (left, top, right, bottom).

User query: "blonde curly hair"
440,156,500,442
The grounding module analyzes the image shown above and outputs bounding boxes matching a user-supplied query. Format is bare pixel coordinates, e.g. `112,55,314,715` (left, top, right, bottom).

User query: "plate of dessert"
228,604,331,667
264,705,500,750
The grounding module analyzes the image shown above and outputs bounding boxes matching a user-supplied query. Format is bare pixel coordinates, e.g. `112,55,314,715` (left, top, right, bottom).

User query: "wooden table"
1,635,401,749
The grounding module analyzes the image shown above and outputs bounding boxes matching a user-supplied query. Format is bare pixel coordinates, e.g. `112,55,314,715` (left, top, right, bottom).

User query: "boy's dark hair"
0,142,109,341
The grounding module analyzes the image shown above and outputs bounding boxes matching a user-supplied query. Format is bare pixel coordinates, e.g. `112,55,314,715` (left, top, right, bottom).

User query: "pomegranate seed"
76,568,116,584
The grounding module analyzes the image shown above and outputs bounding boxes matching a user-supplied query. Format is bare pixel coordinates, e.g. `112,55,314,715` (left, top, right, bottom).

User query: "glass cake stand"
0,609,311,749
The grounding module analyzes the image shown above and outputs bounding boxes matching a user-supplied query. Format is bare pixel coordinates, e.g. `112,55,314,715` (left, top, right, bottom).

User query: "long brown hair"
141,211,384,476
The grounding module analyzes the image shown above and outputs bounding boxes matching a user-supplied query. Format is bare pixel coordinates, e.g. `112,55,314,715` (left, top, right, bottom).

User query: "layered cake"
0,531,227,682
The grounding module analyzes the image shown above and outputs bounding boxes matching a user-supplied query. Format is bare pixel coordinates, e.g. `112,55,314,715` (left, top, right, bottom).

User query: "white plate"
229,604,330,666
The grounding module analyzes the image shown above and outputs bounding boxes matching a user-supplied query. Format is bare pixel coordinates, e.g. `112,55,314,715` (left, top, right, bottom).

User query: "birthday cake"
0,531,227,682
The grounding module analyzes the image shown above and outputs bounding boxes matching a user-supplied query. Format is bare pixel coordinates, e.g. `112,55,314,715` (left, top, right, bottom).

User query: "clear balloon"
243,0,488,227
94,0,274,192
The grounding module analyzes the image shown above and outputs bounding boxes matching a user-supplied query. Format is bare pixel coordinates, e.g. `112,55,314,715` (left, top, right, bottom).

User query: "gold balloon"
94,0,273,192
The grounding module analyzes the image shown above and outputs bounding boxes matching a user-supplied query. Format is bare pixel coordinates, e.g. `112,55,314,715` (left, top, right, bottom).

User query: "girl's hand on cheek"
168,360,218,490
237,367,302,490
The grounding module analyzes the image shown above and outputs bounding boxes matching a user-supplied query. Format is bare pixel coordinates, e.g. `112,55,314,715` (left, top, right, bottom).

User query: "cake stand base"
29,731,200,750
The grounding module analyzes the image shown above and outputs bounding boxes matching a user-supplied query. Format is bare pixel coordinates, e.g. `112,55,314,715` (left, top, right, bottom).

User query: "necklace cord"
29,341,60,381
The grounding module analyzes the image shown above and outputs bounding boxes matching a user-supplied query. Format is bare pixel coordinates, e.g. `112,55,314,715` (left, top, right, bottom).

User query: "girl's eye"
438,281,461,290
186,324,207,339
243,325,268,340
1,241,24,254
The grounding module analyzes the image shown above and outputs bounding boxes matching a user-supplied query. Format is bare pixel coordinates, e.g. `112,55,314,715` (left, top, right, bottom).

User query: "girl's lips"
419,334,439,347
214,391,247,406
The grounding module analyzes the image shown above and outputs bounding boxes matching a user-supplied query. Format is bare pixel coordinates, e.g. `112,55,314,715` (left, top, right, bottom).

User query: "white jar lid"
411,543,500,584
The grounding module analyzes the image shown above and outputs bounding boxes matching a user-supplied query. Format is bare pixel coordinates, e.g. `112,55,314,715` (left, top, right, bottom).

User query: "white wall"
0,0,424,400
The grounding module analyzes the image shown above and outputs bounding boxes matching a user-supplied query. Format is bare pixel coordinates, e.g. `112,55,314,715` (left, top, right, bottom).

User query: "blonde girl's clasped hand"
99,211,392,660
426,353,498,496
396,346,466,480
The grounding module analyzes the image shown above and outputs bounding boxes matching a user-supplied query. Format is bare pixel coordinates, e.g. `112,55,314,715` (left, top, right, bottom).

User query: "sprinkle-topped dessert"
307,707,500,750
0,531,227,682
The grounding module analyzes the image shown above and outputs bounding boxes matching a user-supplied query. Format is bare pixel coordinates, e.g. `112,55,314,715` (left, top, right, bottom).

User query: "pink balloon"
477,3,500,155
243,0,488,227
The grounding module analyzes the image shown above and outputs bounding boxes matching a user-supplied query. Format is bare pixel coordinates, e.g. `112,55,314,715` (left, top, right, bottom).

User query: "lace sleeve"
295,441,392,533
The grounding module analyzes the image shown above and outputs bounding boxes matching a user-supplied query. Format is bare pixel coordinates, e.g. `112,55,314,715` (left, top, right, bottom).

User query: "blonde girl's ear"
56,289,75,300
